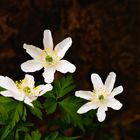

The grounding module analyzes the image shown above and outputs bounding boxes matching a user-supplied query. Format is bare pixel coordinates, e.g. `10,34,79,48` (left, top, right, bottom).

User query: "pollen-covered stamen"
45,55,53,63
23,86,31,95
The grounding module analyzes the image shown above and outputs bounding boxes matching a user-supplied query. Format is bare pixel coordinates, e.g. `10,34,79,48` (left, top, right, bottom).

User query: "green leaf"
0,105,8,125
24,134,32,140
59,97,85,131
0,124,12,140
32,100,43,109
15,122,34,140
43,75,75,114
0,96,14,104
44,132,78,140
54,74,75,98
0,101,26,140
44,132,59,140
44,91,57,114
31,130,42,140
27,100,43,119
10,102,25,128
16,122,33,133
24,130,41,140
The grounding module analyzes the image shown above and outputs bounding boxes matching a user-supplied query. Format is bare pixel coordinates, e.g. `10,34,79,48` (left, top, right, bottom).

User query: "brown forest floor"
0,0,140,140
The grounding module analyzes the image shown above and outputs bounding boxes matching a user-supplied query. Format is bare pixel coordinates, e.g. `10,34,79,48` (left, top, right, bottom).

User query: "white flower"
0,74,52,107
21,29,76,83
75,72,123,122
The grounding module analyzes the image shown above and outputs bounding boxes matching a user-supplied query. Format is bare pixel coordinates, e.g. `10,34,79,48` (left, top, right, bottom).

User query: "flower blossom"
0,74,52,107
21,29,76,83
75,72,123,122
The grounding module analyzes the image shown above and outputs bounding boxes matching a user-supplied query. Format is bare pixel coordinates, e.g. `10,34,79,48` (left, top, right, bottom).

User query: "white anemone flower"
75,72,123,122
0,74,52,107
21,29,76,83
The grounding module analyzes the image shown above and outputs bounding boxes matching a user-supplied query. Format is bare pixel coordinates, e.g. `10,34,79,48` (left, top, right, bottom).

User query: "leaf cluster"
0,74,105,140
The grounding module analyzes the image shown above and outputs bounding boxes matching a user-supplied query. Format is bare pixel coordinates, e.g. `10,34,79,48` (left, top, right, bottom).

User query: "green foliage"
0,97,27,140
59,97,85,131
44,74,75,114
44,74,98,132
54,75,76,98
27,100,43,119
0,75,104,139
0,97,15,125
24,130,42,140
44,92,57,114
44,132,77,140
0,105,8,125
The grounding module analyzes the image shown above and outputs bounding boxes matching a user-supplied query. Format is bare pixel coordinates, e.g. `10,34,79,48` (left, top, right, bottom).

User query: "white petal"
54,37,72,59
91,73,103,89
37,84,53,96
24,97,34,107
109,86,123,98
21,60,43,72
56,60,76,73
0,76,19,93
23,74,35,88
97,106,107,122
75,90,93,100
43,30,53,50
107,98,122,110
43,68,56,83
105,72,116,93
0,90,23,101
77,102,99,114
23,44,42,60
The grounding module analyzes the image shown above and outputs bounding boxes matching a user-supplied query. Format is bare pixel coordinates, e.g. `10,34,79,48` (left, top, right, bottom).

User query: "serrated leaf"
0,98,27,140
27,101,43,119
31,130,42,140
0,97,27,140
24,130,41,140
10,102,25,128
59,97,85,131
54,74,75,98
44,91,57,114
32,100,43,109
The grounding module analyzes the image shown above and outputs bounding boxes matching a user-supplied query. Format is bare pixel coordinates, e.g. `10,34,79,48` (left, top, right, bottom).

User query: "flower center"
91,87,109,103
45,55,53,63
98,95,104,100
16,80,33,96
23,86,31,95
40,48,60,68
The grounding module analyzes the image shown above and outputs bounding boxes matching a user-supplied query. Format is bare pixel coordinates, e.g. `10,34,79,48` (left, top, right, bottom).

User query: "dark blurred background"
0,0,140,139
